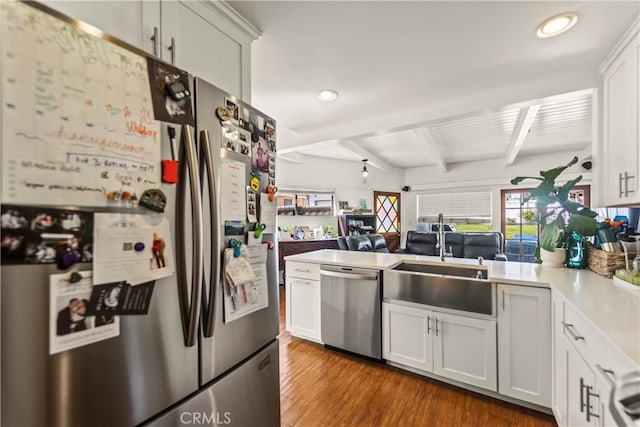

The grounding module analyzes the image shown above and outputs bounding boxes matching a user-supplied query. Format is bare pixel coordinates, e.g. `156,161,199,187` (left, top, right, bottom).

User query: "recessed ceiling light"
537,12,578,38
317,89,339,102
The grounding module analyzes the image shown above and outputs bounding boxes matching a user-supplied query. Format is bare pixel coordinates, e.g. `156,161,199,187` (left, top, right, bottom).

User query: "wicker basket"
588,248,627,278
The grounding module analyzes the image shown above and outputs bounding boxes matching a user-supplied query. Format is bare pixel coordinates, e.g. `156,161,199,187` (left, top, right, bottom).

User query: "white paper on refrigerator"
223,244,269,323
93,214,174,285
259,192,276,233
50,271,120,355
220,158,246,222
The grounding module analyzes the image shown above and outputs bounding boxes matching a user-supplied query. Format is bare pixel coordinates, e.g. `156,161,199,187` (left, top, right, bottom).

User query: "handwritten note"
1,1,160,206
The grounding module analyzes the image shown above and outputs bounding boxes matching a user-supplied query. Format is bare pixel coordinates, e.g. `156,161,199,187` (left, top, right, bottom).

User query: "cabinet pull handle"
295,269,311,273
168,37,176,64
151,26,159,56
580,377,586,413
585,385,600,422
624,172,635,196
427,316,431,334
595,364,616,387
562,322,585,341
435,318,439,336
502,289,505,311
620,173,625,198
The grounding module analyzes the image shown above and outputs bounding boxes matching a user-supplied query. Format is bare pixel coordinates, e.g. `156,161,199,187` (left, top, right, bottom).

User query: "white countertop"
285,249,640,366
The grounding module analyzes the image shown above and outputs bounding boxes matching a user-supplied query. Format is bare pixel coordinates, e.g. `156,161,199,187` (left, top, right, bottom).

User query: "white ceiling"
228,1,639,170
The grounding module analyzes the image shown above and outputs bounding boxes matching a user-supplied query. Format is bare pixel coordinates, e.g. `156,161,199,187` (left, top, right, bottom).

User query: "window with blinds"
417,191,492,225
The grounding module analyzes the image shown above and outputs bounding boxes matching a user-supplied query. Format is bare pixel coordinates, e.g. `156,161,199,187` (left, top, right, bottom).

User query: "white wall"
277,151,595,248
275,155,405,212
400,151,594,247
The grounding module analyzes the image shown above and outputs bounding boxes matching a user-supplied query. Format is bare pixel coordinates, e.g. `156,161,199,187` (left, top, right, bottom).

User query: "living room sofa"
402,231,508,261
337,234,389,253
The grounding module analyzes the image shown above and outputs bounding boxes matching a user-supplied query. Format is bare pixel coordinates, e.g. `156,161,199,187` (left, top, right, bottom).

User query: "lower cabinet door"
497,284,551,407
552,293,569,426
286,277,321,342
567,347,597,427
382,303,433,372
433,312,497,391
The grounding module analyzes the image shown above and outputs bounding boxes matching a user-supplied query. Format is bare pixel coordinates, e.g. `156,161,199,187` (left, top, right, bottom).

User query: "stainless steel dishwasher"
320,265,381,360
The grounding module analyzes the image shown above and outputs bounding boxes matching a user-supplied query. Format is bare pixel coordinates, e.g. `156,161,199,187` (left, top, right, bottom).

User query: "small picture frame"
339,201,349,210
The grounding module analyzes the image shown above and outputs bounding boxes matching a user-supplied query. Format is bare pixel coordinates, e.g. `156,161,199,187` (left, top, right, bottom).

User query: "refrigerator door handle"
176,124,204,347
198,129,218,338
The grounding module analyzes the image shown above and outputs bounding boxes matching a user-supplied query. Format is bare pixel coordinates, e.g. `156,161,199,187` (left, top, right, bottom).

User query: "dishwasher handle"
320,270,378,281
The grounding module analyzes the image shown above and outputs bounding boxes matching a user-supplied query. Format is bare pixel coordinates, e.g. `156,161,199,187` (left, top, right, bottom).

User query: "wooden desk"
278,239,339,282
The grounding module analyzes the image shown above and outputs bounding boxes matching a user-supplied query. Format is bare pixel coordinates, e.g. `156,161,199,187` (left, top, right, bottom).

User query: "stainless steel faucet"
436,213,453,261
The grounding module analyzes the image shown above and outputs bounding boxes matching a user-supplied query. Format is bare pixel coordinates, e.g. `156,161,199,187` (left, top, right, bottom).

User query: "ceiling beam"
338,140,393,173
505,105,541,166
411,127,447,172
277,151,306,164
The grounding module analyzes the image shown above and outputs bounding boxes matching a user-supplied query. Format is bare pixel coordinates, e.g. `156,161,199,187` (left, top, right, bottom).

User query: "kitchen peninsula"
278,239,338,283
284,249,640,425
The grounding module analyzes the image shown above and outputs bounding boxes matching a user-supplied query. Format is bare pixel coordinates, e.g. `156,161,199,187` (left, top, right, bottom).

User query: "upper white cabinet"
600,19,640,206
497,284,551,407
42,0,259,101
42,1,148,49
158,1,259,100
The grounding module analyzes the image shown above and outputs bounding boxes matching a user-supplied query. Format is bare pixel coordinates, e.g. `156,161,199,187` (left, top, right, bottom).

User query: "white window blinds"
417,191,492,223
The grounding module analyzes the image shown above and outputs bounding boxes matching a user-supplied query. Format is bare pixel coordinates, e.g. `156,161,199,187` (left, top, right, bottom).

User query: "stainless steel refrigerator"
0,2,280,426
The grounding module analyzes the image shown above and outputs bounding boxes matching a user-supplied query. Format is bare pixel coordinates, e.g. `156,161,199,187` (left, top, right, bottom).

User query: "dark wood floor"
278,287,556,427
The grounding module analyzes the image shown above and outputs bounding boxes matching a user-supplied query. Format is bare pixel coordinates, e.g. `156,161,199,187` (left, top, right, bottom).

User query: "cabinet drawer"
563,301,636,383
286,261,320,280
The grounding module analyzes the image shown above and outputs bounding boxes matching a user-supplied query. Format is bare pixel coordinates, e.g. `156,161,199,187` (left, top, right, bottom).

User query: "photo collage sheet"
220,98,276,189
219,98,276,323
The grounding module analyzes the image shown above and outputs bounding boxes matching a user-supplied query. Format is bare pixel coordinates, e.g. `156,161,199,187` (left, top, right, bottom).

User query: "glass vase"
566,231,588,269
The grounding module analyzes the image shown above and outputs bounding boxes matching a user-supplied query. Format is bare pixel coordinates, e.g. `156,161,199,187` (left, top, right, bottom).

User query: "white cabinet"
567,349,599,427
601,21,640,206
43,0,257,101
382,303,433,372
552,291,569,426
285,261,322,343
497,284,551,407
552,289,637,427
42,1,149,50
158,1,257,99
434,312,497,391
382,302,497,392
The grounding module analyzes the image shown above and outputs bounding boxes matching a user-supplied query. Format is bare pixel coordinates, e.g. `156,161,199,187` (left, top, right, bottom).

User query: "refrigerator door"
145,339,281,427
194,78,279,384
1,120,204,426
0,263,198,427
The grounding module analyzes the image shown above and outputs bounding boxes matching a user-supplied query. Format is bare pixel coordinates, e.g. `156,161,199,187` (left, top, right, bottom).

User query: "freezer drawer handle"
199,129,218,338
258,354,271,372
176,124,204,347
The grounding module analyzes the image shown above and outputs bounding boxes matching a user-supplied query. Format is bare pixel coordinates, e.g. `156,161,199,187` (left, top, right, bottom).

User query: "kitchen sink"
384,262,494,315
391,262,488,280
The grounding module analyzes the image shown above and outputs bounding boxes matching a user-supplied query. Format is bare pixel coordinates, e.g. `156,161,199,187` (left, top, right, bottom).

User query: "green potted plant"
510,156,598,266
